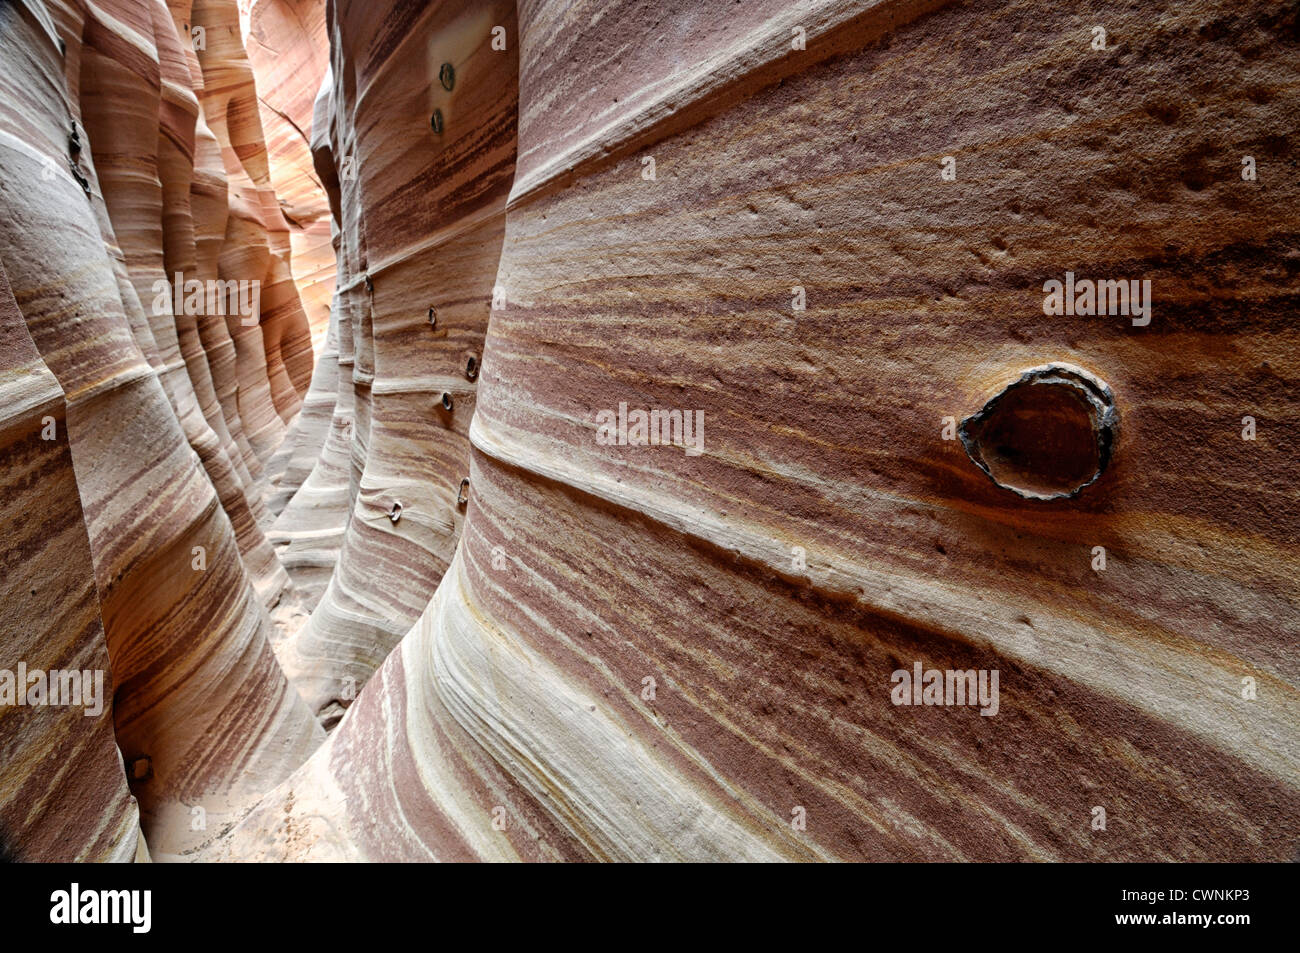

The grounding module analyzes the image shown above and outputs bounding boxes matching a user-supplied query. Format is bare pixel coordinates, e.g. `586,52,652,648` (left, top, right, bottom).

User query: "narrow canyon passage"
0,0,1296,863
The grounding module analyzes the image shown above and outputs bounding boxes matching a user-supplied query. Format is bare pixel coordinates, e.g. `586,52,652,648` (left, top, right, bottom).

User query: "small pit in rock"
959,363,1118,501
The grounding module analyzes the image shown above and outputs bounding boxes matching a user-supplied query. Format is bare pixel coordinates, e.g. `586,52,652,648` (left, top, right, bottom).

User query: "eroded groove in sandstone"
218,0,1298,862
2,0,1297,865
0,259,145,863
78,0,290,606
194,0,314,468
245,0,334,333
261,72,355,623
0,0,323,860
275,0,519,724
246,0,337,517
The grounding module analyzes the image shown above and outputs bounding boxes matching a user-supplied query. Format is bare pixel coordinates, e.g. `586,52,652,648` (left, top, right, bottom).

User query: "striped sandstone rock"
219,0,1299,861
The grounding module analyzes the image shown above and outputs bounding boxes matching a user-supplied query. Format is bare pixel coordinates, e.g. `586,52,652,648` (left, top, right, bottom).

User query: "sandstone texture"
1,0,1296,863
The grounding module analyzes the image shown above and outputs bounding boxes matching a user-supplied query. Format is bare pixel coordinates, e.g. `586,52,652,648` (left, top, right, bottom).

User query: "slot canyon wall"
1,0,1297,862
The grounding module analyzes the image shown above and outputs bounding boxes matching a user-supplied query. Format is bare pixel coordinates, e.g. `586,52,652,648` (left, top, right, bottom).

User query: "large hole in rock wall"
959,364,1118,501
